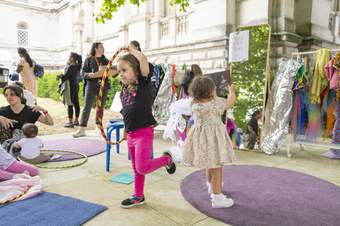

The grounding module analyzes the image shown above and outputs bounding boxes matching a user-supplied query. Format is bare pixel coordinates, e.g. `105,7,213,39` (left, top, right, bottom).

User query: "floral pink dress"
183,97,236,168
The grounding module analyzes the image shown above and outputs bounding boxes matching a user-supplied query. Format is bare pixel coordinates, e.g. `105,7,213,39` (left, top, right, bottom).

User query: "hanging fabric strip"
305,104,321,141
152,64,178,125
332,101,340,143
321,89,336,138
291,90,301,139
171,64,177,94
297,88,309,139
338,71,340,100
325,98,337,138
310,49,330,104
150,64,163,101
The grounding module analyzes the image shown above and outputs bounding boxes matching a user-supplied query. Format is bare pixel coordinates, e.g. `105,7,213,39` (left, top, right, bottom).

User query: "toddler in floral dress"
183,76,236,208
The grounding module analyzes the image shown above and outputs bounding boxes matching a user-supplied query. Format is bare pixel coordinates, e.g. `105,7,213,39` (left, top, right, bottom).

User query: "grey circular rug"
180,165,340,226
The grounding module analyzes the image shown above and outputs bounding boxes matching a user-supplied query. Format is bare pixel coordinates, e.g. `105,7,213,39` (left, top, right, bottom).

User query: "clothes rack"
283,49,340,157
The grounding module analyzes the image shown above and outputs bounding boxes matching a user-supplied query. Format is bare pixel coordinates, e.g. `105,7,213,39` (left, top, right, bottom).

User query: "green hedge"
37,72,121,108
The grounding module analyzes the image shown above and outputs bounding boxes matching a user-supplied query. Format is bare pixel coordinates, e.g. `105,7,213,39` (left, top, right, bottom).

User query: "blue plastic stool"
106,120,124,172
105,120,155,172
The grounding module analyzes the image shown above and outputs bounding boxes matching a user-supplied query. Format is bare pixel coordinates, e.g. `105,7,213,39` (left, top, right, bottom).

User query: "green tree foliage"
96,0,190,23
231,25,270,130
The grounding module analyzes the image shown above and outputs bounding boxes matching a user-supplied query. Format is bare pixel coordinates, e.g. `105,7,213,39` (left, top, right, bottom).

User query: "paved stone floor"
40,130,340,226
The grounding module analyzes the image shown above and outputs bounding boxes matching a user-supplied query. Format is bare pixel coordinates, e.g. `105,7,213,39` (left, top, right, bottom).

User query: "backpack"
9,72,19,81
34,64,44,78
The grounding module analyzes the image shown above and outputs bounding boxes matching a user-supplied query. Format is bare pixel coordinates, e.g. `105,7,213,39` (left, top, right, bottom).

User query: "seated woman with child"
0,85,53,152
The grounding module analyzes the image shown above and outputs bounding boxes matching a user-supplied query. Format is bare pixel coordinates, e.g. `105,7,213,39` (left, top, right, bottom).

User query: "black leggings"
67,88,80,119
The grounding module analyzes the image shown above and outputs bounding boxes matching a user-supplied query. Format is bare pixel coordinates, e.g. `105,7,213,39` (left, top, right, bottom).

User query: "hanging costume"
304,49,330,141
262,58,302,154
152,65,177,125
310,49,330,104
331,53,340,146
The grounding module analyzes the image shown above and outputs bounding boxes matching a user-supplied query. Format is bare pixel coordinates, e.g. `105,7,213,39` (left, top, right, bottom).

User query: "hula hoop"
18,149,88,169
97,48,126,145
0,185,31,205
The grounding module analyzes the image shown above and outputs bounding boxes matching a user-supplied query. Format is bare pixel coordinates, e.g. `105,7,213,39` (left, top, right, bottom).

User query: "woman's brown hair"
90,42,103,57
3,85,27,105
189,76,216,102
191,64,203,76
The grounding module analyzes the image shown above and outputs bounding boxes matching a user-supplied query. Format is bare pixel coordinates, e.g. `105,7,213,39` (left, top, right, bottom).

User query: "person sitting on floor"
13,123,60,164
0,146,38,181
0,85,53,152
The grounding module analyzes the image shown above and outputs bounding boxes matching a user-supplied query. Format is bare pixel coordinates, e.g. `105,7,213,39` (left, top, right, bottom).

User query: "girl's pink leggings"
127,127,170,198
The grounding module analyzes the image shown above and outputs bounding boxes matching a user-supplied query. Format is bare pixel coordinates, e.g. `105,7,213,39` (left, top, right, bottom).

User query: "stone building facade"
0,0,339,72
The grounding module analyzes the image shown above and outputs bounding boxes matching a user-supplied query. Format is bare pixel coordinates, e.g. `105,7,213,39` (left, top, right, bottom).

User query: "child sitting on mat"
0,146,38,181
183,76,236,208
13,123,60,164
117,46,176,209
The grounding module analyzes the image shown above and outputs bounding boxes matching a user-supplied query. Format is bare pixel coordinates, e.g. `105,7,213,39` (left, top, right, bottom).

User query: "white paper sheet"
229,30,249,62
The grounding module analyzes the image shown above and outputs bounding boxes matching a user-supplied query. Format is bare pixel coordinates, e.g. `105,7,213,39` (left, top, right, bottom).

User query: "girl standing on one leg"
117,46,176,209
183,76,236,208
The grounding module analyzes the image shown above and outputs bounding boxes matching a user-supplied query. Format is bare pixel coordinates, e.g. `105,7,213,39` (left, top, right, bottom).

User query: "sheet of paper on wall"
229,30,249,62
110,91,122,112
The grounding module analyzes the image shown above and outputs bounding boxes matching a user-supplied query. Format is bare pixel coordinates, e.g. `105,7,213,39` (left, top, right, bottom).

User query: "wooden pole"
260,24,272,150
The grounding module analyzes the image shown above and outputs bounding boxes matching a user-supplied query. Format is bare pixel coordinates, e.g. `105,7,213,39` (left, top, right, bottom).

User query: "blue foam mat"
0,192,107,226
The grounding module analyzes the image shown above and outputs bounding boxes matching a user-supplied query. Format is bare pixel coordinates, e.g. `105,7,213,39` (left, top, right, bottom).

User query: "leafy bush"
37,71,60,101
37,72,121,109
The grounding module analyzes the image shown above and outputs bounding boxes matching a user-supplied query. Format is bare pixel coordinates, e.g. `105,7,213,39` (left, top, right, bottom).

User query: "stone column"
268,0,304,69
70,5,76,51
73,23,84,54
82,0,95,53
144,1,152,50
226,0,236,35
72,3,84,56
118,25,129,47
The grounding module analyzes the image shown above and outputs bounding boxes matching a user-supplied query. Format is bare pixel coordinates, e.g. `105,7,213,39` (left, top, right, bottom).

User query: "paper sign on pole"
229,30,249,62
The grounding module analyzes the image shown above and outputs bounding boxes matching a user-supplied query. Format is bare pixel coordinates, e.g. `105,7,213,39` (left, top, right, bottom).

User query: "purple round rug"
42,138,106,162
181,165,340,226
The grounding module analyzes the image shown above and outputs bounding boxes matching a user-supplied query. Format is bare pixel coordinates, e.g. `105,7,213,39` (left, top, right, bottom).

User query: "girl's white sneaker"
211,194,234,208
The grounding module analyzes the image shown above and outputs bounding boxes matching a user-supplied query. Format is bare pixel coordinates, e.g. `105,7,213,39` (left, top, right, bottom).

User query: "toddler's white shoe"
211,193,234,208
